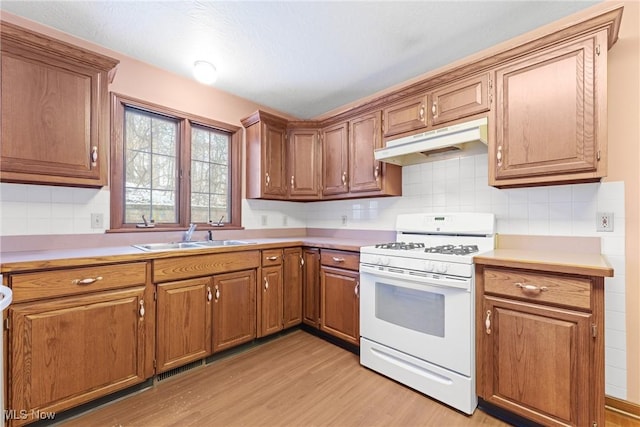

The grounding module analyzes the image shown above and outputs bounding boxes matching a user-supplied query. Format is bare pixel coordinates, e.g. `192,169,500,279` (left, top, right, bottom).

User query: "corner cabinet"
490,29,608,187
243,110,288,199
0,21,118,187
476,264,606,427
287,125,322,200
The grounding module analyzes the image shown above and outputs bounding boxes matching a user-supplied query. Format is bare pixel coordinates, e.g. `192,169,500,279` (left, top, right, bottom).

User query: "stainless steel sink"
194,240,254,247
132,242,203,251
133,240,254,251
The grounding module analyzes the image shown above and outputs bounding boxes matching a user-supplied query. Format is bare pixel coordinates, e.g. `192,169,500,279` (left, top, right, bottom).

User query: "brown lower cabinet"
212,270,257,353
9,286,151,426
302,248,321,328
156,277,213,372
319,249,360,346
476,264,604,427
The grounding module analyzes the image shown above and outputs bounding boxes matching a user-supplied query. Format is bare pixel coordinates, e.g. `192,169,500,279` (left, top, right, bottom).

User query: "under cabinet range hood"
375,117,488,166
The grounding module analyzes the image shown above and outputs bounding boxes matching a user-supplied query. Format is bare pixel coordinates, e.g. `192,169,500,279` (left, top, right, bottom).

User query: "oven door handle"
359,264,470,291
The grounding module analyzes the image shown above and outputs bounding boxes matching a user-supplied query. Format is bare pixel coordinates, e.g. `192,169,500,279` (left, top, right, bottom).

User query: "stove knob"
436,263,448,273
425,261,435,272
382,257,391,266
375,257,383,265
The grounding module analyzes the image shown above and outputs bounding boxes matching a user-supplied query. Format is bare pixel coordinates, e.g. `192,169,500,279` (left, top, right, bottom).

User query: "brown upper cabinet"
322,112,402,199
243,110,288,199
382,73,490,138
490,30,608,187
382,93,429,137
0,21,118,187
287,125,322,200
431,73,490,126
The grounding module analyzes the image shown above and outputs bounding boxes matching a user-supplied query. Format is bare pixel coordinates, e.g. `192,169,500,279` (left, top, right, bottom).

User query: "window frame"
110,93,242,232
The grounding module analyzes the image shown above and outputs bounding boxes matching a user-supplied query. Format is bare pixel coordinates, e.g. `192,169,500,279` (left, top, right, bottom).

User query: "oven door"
359,264,473,376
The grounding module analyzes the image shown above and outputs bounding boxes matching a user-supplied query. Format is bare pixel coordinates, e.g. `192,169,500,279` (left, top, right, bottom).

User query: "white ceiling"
1,1,601,119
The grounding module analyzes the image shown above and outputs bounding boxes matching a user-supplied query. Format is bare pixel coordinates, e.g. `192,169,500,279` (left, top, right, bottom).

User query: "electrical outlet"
341,215,348,225
596,212,614,232
91,213,104,229
261,215,268,226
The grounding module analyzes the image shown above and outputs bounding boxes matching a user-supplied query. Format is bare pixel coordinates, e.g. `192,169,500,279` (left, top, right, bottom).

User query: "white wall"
0,152,628,398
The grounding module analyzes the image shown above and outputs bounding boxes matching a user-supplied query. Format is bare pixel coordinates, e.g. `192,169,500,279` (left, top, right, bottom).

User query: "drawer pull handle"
485,310,491,335
264,277,269,290
207,286,212,302
332,257,345,263
354,281,360,297
266,256,279,261
139,300,145,318
72,276,103,285
515,283,548,294
215,285,220,301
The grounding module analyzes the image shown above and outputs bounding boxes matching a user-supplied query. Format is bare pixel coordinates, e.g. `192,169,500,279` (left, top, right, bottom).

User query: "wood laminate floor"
60,330,638,427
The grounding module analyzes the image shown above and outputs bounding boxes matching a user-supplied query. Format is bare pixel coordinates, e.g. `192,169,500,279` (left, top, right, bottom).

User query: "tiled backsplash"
0,152,628,399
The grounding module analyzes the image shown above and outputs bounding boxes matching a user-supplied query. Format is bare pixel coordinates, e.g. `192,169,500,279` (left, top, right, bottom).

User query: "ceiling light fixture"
193,60,217,85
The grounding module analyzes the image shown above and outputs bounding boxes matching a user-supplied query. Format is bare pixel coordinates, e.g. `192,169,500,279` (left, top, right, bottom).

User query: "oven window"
375,282,444,337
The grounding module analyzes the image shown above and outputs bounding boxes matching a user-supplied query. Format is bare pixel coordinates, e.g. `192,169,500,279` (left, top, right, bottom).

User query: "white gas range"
359,212,495,415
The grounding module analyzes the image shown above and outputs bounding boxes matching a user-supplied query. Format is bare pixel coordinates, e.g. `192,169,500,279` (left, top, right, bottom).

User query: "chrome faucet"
183,223,197,242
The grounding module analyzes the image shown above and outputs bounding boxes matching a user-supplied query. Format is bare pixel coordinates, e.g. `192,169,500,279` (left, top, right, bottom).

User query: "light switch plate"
91,213,104,229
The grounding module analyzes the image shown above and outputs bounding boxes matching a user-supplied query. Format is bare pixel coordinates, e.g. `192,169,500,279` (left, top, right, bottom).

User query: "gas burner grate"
424,244,479,255
375,242,426,250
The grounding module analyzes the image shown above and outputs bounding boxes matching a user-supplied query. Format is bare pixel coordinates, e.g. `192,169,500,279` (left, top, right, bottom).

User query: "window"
111,94,242,231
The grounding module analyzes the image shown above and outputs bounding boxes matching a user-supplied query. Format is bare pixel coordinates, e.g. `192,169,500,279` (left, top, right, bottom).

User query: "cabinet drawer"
10,262,148,302
262,249,283,266
321,250,360,271
483,267,592,310
153,251,260,282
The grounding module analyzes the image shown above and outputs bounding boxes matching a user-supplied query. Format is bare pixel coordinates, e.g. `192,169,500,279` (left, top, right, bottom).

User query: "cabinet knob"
215,285,220,301
139,300,145,318
332,257,345,263
91,146,98,168
300,255,304,267
207,286,212,302
354,281,360,297
419,104,425,120
72,276,103,285
514,282,548,294
265,172,271,186
341,171,347,185
485,310,491,335
266,256,279,261
291,175,295,187
431,102,437,117
374,165,379,179
264,277,269,290
497,146,503,167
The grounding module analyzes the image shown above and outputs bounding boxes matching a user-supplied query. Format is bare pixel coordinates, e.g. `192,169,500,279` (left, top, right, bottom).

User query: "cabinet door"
492,31,605,184
288,128,321,199
479,296,592,427
283,248,303,328
322,122,349,196
9,287,148,424
349,111,383,193
0,22,117,187
212,270,257,353
320,266,359,346
382,93,428,137
302,248,321,328
156,278,212,372
263,121,287,197
431,72,490,125
259,265,283,337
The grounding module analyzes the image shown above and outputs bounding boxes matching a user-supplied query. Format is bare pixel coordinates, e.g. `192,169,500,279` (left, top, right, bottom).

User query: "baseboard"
606,395,640,420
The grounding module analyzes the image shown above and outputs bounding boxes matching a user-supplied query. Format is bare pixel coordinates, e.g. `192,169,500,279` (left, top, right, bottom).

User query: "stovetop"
374,242,479,256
